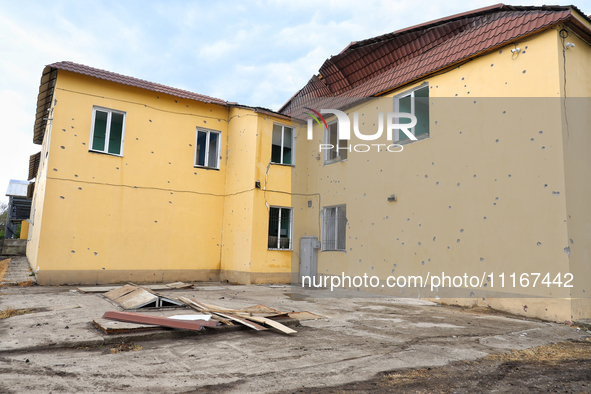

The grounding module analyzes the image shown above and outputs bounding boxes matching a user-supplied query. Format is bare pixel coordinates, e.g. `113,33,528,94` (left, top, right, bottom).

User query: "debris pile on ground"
93,283,324,336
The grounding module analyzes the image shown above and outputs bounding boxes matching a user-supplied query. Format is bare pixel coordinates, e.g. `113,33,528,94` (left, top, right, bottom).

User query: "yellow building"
27,62,297,286
26,4,591,322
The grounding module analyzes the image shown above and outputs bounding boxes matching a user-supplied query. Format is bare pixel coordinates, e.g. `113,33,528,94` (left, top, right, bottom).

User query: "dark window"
268,207,292,249
91,107,125,155
195,129,220,169
271,124,294,165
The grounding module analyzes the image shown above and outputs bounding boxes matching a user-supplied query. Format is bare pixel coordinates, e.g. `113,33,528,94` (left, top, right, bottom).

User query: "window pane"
208,132,219,168
414,86,430,137
279,208,291,249
92,110,108,151
337,206,346,250
282,127,292,165
271,124,282,163
108,112,124,155
328,123,338,160
323,207,336,250
196,131,206,166
398,95,412,141
268,207,280,249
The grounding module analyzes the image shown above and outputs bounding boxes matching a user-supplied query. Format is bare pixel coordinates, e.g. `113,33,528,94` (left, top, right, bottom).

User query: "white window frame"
268,206,293,250
321,204,347,251
271,123,296,166
324,121,348,164
194,128,221,169
89,106,126,156
393,83,430,143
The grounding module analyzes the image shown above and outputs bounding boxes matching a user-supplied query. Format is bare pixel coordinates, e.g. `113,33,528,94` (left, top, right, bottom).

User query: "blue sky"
1,0,590,204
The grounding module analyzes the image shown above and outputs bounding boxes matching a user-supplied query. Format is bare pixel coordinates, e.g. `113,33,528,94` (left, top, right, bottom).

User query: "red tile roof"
49,61,227,105
279,5,591,118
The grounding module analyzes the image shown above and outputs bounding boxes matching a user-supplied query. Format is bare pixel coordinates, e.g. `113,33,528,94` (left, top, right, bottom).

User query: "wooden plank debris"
78,282,194,293
103,283,186,309
104,284,137,300
102,311,218,331
178,297,267,331
236,313,297,334
192,300,291,333
115,288,159,309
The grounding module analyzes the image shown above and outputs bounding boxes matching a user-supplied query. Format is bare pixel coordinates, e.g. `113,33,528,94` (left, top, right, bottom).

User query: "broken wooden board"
103,283,184,309
236,313,297,334
102,311,218,331
179,297,267,331
115,288,159,309
104,284,137,300
175,296,232,325
78,282,194,293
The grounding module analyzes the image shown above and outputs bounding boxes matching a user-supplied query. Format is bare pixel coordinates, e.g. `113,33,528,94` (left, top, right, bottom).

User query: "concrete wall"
2,239,27,255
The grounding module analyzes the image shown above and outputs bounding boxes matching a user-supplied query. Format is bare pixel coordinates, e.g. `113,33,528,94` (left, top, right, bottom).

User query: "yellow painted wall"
220,108,297,284
19,221,29,240
32,71,229,284
28,73,300,285
294,28,590,321
27,96,55,271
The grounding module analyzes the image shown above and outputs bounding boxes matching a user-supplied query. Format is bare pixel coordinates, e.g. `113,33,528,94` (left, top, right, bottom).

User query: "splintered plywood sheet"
104,284,137,300
115,288,158,309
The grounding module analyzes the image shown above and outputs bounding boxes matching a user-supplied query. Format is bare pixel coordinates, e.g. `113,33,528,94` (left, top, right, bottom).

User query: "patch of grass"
109,342,143,354
487,339,591,363
383,339,591,388
0,258,9,283
0,305,35,319
16,280,35,287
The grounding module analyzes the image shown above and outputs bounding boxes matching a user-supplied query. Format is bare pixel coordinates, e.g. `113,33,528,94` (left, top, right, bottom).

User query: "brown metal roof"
279,5,591,118
33,61,228,145
49,61,227,105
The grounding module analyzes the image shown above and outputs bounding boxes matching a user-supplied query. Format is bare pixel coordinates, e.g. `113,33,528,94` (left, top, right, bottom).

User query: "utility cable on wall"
559,28,570,138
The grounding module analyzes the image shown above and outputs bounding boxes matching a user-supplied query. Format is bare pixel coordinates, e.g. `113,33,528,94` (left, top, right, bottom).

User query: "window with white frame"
322,205,346,251
325,121,348,163
271,124,294,165
90,107,126,156
268,207,293,250
195,129,220,169
393,84,430,142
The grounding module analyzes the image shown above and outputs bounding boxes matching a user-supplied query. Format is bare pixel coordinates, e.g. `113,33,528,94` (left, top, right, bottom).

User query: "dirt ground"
279,339,591,394
1,284,590,393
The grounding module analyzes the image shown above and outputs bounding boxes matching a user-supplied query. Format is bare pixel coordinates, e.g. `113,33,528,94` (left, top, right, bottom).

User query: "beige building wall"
293,28,590,321
559,23,591,320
